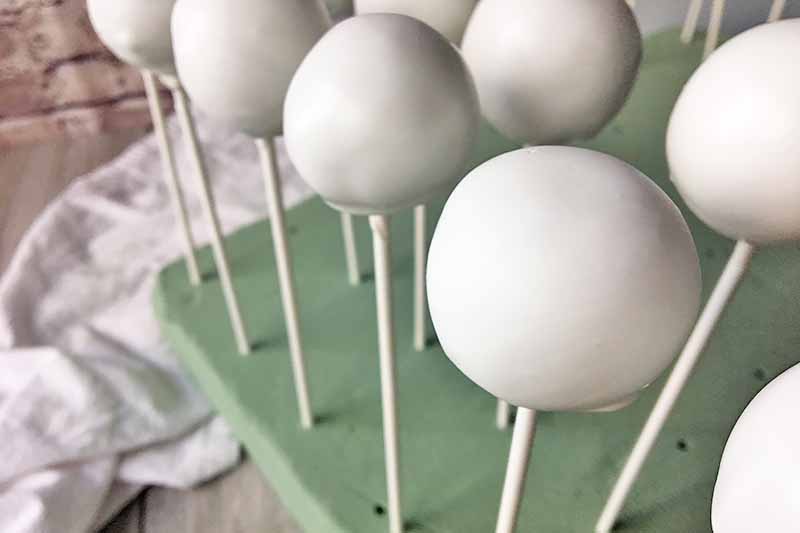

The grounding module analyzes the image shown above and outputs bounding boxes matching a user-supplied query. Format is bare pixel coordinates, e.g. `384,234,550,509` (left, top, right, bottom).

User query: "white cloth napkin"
0,111,314,533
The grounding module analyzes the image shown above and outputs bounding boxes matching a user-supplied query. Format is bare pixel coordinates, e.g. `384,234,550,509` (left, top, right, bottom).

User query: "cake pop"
596,19,800,532
172,0,332,429
87,0,251,355
427,146,701,533
461,0,641,147
284,14,480,532
462,0,642,429
354,0,480,352
711,363,800,533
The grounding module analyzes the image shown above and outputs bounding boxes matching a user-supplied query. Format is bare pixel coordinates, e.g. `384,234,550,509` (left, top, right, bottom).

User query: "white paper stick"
594,240,755,533
142,70,201,286
681,0,705,44
256,137,314,429
413,204,427,352
768,0,787,22
704,0,727,59
370,214,404,533
170,81,251,356
341,212,361,285
495,407,538,533
496,399,511,430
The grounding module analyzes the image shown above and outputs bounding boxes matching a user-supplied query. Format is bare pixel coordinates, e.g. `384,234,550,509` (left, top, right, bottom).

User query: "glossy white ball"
667,20,800,244
354,0,479,44
172,0,331,137
284,14,480,215
87,0,177,75
461,0,641,146
427,147,701,412
712,364,800,533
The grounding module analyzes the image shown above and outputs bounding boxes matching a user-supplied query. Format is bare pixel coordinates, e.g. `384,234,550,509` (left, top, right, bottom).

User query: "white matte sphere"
284,14,480,215
354,0,479,44
172,0,331,137
461,0,641,146
667,20,800,244
427,147,701,412
712,364,800,533
87,0,177,75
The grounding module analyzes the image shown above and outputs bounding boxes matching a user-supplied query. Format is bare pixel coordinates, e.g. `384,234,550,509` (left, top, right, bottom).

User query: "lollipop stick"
495,407,538,533
594,240,755,533
681,0,705,44
704,0,727,59
413,205,427,351
142,70,201,286
341,212,361,285
370,214,404,533
256,137,314,429
170,81,251,356
768,0,786,22
496,399,511,430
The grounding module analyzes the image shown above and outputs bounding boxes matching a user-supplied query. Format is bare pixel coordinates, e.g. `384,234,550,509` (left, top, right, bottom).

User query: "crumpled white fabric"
0,110,314,533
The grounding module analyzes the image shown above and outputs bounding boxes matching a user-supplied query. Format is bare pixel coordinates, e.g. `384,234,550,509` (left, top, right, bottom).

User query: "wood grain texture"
0,0,158,147
143,458,301,533
1,132,302,533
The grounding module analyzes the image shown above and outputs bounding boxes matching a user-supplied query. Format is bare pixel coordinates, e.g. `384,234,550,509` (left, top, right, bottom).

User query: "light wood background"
0,131,301,533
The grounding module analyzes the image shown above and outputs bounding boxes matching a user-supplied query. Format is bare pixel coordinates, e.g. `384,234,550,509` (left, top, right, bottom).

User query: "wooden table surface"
0,132,301,533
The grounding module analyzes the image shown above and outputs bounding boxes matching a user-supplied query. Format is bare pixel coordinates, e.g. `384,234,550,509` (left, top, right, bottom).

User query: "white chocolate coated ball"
667,20,800,244
87,0,177,75
427,147,701,412
712,364,800,533
461,0,641,146
171,0,331,138
354,0,479,44
284,14,480,215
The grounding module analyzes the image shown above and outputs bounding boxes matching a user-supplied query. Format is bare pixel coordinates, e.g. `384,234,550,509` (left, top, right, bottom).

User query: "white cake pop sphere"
171,0,331,138
667,20,800,244
712,364,800,533
461,0,641,146
284,14,480,215
354,0,479,44
427,147,701,412
87,0,177,75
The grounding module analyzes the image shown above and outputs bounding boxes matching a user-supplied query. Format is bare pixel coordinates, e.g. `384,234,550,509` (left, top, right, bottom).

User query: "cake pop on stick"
355,0,480,352
595,19,800,532
711,364,800,533
427,147,701,533
87,2,200,285
768,0,787,22
704,0,727,59
141,71,201,286
172,0,332,429
461,0,642,428
284,14,479,531
86,0,251,355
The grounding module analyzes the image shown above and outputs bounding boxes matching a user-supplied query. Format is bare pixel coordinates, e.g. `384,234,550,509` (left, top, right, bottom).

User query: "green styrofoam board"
154,29,800,532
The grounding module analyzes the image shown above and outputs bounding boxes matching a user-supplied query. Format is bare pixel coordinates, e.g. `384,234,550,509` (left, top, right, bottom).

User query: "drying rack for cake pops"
153,29,800,533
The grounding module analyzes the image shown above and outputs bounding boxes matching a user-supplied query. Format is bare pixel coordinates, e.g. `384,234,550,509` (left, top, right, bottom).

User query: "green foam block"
154,29,800,532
